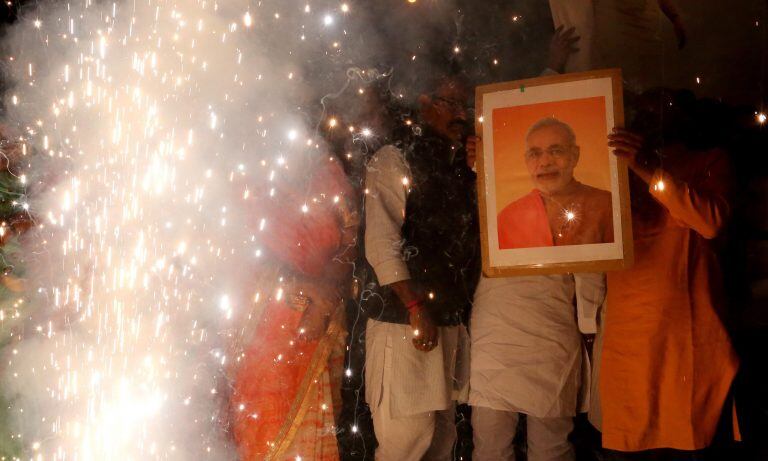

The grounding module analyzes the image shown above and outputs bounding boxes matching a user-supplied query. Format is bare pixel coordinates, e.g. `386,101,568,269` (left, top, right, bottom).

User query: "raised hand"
547,25,580,73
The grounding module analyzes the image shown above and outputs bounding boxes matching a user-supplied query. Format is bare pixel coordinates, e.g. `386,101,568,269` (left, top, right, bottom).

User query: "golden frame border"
475,68,634,277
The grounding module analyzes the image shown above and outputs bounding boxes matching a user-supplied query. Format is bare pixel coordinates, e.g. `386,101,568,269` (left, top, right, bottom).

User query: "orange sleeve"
649,150,731,239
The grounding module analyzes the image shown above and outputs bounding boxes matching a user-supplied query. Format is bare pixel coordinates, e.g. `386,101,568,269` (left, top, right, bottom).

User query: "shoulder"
576,182,612,203
370,145,405,165
366,145,408,189
498,190,540,220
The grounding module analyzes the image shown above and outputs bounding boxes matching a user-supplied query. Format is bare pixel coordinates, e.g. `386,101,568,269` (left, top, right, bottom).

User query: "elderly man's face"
525,125,580,194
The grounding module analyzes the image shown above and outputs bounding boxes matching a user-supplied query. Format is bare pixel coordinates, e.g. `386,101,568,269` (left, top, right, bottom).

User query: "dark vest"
361,127,480,326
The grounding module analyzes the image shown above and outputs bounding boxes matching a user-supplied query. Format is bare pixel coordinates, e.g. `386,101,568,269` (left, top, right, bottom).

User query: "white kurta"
365,319,469,418
364,145,470,418
469,273,604,418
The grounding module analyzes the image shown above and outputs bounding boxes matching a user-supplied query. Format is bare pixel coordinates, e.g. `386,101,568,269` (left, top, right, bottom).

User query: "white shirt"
364,144,469,417
470,273,604,417
364,145,412,286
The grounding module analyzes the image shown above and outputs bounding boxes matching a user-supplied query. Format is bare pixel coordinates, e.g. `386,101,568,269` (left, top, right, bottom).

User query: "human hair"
525,117,577,146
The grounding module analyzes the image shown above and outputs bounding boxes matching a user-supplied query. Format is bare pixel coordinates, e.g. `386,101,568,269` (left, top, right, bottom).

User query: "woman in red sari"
230,154,359,461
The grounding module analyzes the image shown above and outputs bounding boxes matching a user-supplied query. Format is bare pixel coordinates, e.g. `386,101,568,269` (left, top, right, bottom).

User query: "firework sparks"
0,0,354,458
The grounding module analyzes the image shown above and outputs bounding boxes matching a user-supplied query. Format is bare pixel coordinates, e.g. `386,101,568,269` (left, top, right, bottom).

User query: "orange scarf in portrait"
497,189,554,249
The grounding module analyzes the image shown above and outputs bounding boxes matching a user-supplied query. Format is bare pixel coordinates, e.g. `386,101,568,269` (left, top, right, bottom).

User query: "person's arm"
609,128,731,239
365,146,438,352
647,155,731,239
658,0,687,48
365,146,412,286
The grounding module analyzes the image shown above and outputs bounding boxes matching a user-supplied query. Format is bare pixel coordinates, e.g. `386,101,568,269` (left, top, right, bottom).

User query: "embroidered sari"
230,157,357,461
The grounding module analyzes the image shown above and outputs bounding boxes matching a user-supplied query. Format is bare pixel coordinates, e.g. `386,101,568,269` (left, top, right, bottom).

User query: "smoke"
0,0,479,458
0,0,356,459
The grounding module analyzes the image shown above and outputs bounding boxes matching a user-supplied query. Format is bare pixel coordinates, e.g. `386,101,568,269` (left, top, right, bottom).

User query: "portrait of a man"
477,70,631,276
497,117,614,249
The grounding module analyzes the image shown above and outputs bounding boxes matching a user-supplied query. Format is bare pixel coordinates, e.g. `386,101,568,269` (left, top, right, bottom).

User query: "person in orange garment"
497,117,614,249
597,91,739,459
229,154,359,461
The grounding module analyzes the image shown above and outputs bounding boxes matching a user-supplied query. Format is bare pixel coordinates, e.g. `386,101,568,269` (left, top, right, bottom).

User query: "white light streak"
0,0,339,458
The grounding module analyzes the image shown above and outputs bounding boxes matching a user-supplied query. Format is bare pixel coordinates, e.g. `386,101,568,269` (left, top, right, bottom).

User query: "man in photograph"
497,117,614,249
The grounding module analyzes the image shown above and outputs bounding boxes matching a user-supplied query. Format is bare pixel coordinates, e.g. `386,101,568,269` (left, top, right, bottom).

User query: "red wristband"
405,299,425,313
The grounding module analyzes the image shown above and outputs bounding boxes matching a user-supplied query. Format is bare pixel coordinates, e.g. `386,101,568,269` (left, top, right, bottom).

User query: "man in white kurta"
364,145,469,461
364,75,476,461
470,273,605,461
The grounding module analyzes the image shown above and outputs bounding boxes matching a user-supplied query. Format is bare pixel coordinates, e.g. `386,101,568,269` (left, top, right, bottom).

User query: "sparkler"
0,0,356,459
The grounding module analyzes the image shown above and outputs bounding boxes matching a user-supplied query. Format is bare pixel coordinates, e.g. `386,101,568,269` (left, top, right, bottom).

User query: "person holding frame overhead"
468,33,624,460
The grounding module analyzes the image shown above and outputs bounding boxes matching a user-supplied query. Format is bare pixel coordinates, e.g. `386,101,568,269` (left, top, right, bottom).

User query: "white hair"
525,117,577,146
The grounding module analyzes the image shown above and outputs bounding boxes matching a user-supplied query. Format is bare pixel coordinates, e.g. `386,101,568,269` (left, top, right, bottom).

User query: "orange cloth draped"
497,182,614,249
600,148,739,451
497,189,554,250
231,158,352,461
497,190,553,249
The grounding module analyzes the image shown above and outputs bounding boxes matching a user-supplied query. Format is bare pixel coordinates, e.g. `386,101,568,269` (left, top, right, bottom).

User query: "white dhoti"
470,274,602,461
469,275,589,417
365,319,470,461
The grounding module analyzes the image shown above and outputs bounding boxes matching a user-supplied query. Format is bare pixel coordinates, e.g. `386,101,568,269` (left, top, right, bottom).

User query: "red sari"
230,157,355,461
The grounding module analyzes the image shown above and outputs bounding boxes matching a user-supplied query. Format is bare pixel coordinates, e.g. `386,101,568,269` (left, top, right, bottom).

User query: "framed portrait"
475,69,633,276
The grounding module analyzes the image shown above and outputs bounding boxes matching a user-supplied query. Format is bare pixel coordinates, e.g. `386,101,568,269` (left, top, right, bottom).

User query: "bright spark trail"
0,0,355,459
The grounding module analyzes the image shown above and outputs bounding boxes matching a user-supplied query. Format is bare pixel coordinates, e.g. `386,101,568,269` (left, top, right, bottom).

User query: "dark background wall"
659,0,766,107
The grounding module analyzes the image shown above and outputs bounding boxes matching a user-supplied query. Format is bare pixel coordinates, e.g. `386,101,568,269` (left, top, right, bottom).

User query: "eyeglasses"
525,145,574,160
432,96,467,112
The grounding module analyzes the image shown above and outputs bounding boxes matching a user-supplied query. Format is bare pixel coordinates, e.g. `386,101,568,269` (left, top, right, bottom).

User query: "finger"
560,27,577,38
420,338,436,352
608,143,640,155
621,132,644,144
566,36,581,45
608,133,642,144
554,24,564,34
612,127,643,140
609,131,644,145
610,148,636,158
417,340,430,352
609,142,638,152
608,137,643,150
